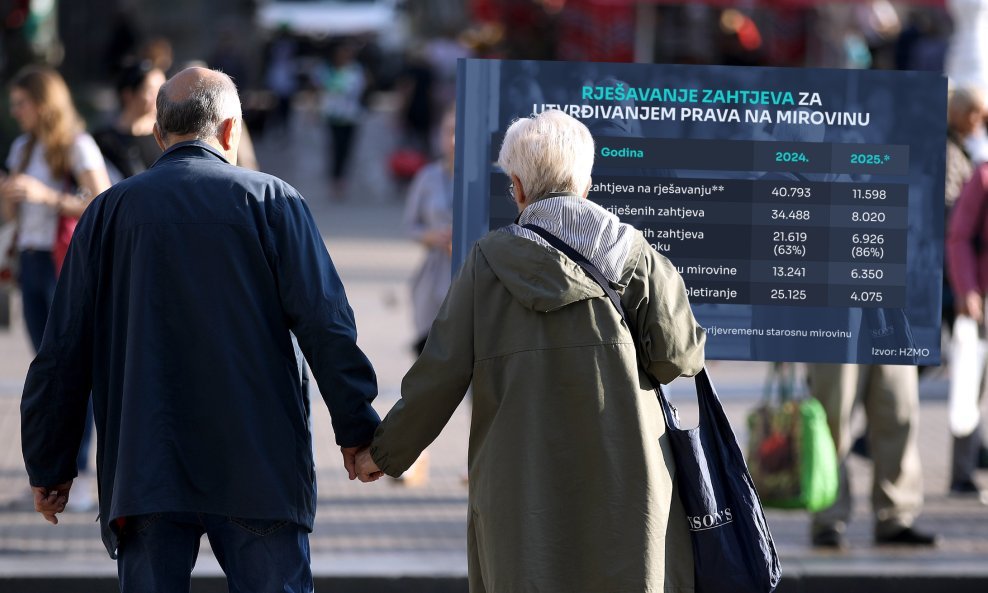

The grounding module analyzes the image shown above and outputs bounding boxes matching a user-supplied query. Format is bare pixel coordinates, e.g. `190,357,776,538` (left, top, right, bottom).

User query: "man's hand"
355,447,383,483
31,480,73,525
341,446,362,480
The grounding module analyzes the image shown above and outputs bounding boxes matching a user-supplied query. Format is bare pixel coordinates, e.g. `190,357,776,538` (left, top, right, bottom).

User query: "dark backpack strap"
521,223,627,325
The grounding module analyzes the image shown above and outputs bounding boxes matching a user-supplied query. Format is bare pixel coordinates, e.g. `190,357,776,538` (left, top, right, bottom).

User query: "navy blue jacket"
20,141,380,557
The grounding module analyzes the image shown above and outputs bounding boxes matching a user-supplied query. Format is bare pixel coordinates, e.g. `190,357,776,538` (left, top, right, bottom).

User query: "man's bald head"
155,67,241,142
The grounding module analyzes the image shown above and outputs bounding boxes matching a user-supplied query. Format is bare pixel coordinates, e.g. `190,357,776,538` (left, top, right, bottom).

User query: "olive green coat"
371,199,705,593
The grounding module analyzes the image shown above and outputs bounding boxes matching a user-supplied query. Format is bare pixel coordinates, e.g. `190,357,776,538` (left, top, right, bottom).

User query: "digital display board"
453,59,946,365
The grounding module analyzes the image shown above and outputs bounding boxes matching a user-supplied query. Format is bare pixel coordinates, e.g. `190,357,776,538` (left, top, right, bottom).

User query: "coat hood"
477,194,640,312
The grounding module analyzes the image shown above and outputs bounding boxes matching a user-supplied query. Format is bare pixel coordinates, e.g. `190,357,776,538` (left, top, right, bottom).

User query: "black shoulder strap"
521,223,627,325
521,222,680,426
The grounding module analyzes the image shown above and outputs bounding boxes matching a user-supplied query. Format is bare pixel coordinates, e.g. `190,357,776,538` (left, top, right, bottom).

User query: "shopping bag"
657,371,782,593
0,221,17,286
746,365,839,512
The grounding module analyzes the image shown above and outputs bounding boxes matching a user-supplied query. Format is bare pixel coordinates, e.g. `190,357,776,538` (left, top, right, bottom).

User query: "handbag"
747,363,839,512
0,220,17,285
523,223,781,593
52,174,81,278
53,214,77,277
388,148,428,180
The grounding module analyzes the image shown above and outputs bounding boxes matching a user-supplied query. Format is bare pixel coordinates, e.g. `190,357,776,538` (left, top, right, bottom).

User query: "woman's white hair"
497,109,595,201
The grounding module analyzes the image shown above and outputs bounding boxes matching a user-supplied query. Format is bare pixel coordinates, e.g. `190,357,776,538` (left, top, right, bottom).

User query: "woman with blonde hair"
2,65,110,512
1,65,110,350
357,109,705,592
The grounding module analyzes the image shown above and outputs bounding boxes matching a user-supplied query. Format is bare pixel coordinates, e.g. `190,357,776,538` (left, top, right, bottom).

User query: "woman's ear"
511,174,527,208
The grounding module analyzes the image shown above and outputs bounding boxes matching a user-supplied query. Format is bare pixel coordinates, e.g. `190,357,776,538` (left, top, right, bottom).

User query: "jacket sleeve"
268,189,380,447
622,237,705,384
20,211,97,488
947,165,987,299
369,245,477,477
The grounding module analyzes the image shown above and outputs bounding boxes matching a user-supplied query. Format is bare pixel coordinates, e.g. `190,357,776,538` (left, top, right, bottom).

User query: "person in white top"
0,65,110,512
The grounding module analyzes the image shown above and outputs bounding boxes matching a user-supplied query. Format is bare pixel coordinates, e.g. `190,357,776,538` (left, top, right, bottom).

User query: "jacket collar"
151,140,231,168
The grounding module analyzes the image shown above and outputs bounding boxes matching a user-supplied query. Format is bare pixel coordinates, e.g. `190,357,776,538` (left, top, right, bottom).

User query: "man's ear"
152,123,166,151
218,117,239,151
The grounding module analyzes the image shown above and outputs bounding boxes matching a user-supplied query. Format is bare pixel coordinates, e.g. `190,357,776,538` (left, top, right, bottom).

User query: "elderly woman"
357,109,705,593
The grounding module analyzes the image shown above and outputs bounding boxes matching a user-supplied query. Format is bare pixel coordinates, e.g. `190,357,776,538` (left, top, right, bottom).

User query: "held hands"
355,447,383,482
31,480,73,525
340,446,383,483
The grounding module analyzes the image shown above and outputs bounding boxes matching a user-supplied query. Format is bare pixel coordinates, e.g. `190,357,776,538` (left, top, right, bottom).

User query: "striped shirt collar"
509,193,637,284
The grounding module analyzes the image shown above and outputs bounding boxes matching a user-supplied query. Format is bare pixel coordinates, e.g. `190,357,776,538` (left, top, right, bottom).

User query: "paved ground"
0,104,985,588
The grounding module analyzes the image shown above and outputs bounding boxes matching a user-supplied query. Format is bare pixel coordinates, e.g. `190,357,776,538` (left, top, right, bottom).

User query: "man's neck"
163,136,228,160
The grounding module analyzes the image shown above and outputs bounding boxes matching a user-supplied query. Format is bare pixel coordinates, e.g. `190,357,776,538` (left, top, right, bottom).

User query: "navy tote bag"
655,370,782,593
524,224,782,593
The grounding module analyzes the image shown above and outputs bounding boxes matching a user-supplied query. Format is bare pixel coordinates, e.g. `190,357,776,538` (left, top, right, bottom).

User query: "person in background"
356,110,705,592
395,46,435,157
405,105,455,356
20,67,379,592
319,41,365,199
945,87,984,327
264,28,300,138
806,364,939,548
141,36,174,74
93,61,167,182
1,66,111,512
946,89,988,502
393,105,457,487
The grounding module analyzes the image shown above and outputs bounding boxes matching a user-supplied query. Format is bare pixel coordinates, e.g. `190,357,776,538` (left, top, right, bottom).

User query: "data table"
462,59,946,364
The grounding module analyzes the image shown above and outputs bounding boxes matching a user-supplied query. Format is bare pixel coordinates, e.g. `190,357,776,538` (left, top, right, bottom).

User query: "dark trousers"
18,249,56,353
117,512,312,593
953,423,984,487
328,122,356,181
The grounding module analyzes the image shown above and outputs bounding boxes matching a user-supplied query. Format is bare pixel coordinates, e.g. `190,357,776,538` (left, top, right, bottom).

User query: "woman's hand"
1,174,58,207
355,447,383,483
959,291,985,324
422,228,453,250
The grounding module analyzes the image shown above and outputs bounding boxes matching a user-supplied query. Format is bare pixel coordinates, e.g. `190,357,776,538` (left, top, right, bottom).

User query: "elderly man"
20,67,379,592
